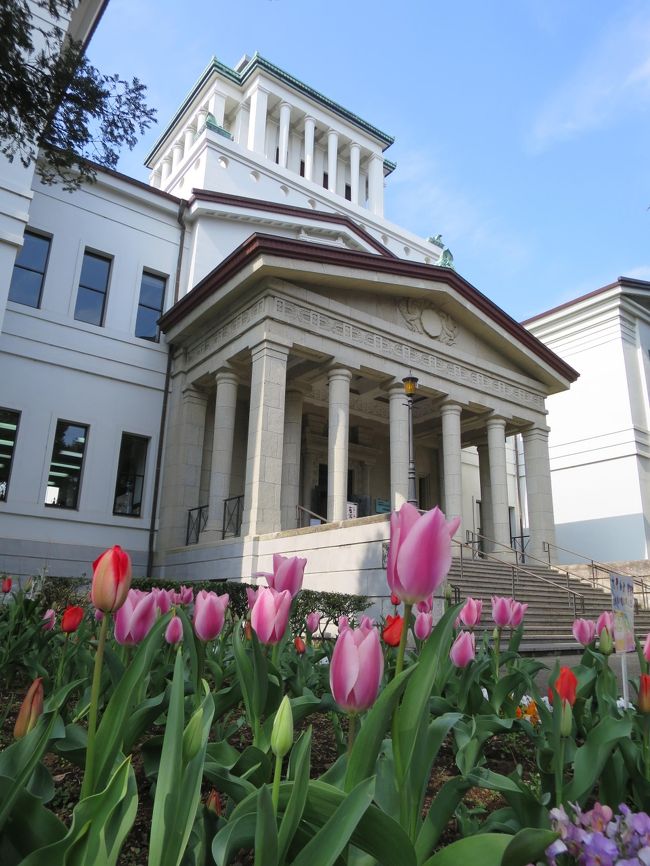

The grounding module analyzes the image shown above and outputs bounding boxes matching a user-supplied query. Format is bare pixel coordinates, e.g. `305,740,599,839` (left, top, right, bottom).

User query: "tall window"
45,420,88,509
0,408,20,502
74,251,111,326
9,231,51,308
113,433,148,516
135,271,166,341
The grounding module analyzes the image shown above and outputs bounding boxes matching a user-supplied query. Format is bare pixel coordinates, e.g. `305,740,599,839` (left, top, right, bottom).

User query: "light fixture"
402,373,419,506
402,374,418,396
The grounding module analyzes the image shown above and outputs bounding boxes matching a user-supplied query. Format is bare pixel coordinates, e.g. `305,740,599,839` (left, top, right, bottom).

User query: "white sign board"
346,502,358,520
610,572,635,653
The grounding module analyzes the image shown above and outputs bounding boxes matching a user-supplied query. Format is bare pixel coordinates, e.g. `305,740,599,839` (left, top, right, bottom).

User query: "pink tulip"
95,609,104,622
179,585,193,605
330,620,384,713
450,630,475,668
42,608,55,630
338,615,350,633
387,503,461,604
414,611,433,641
260,554,306,598
417,596,434,614
643,633,650,663
153,588,172,615
572,618,597,646
306,611,321,635
459,597,482,628
114,590,158,645
510,601,528,627
359,616,375,629
165,615,183,645
596,611,614,637
491,596,513,628
193,590,229,642
250,587,291,644
246,587,258,609
91,545,132,613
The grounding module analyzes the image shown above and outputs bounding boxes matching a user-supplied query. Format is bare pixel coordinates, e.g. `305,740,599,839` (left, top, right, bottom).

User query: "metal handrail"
222,494,244,539
543,540,649,609
186,504,208,545
296,505,327,527
456,534,586,617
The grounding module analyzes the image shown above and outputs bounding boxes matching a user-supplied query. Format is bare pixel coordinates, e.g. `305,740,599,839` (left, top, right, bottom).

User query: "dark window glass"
45,420,88,509
345,183,352,201
113,433,148,516
0,408,20,502
299,160,305,177
74,251,111,326
8,231,51,308
135,271,166,341
322,171,328,189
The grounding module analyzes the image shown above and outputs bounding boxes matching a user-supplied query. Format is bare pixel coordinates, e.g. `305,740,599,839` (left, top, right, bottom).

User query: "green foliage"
0,0,156,190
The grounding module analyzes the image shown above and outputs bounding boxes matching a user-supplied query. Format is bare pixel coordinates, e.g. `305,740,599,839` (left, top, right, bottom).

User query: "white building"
0,46,577,595
525,278,650,565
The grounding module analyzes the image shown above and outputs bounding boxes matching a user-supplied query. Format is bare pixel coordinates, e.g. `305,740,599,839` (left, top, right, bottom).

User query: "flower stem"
394,603,413,679
81,613,109,799
555,737,566,806
494,627,502,683
347,712,358,756
271,753,283,815
54,634,69,692
644,717,650,781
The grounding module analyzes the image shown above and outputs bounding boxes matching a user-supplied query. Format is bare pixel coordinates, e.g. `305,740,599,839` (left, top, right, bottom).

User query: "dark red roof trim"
160,232,578,383
188,189,397,258
523,276,650,325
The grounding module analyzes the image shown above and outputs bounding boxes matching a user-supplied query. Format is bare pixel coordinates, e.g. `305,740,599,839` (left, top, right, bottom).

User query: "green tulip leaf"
420,833,511,866
502,828,560,866
254,785,278,866
278,728,312,863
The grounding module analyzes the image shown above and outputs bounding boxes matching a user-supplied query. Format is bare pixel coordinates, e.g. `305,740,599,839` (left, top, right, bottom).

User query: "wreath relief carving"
397,298,458,346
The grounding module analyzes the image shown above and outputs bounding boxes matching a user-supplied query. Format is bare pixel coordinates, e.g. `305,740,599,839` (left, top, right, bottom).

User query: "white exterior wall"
528,290,650,563
0,174,181,577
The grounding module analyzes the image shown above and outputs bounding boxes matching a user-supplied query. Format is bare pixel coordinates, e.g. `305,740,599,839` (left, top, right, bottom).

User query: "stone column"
389,384,409,509
206,370,239,533
477,442,494,545
241,340,289,536
247,86,269,154
349,142,360,205
171,140,184,171
441,402,463,537
183,125,195,154
522,426,556,561
150,169,161,189
160,157,171,182
278,101,291,168
208,90,227,127
486,417,512,553
281,389,303,529
327,367,352,522
197,106,209,131
368,153,384,215
158,382,208,549
327,129,338,192
304,116,316,181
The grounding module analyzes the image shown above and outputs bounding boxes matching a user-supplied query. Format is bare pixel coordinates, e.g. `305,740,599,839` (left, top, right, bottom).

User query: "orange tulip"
14,678,44,739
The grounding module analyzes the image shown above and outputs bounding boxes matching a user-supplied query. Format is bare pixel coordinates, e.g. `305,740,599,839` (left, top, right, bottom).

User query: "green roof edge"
145,53,395,168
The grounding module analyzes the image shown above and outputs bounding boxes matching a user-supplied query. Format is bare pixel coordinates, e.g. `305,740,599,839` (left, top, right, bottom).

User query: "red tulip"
330,621,384,713
91,545,132,613
554,667,577,706
14,678,44,738
294,635,306,654
390,593,400,607
61,605,84,633
639,674,650,714
2,576,12,593
382,614,403,647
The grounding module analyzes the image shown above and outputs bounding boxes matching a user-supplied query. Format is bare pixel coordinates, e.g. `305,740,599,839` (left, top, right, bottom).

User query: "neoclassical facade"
0,44,577,591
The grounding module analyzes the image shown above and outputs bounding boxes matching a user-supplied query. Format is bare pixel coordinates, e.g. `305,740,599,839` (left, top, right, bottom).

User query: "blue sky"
88,0,650,321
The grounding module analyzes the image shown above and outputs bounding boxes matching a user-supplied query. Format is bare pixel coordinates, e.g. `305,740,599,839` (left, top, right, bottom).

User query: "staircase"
448,555,650,654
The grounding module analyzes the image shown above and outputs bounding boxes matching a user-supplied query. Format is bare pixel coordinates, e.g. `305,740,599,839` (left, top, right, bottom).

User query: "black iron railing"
511,533,530,564
186,504,208,545
222,494,244,539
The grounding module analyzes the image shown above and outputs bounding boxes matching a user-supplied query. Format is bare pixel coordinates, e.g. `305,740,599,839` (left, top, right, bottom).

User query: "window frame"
112,431,149,517
8,229,52,309
74,249,112,327
134,269,167,343
44,419,89,510
0,407,21,503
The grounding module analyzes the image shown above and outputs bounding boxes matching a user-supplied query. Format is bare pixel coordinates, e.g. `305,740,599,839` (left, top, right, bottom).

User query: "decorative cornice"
159,232,578,385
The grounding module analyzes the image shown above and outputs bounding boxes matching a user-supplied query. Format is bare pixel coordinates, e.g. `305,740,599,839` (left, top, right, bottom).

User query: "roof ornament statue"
438,247,455,269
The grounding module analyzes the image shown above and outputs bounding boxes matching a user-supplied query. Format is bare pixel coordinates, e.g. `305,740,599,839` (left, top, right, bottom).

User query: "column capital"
388,381,408,397
250,338,291,361
280,100,292,112
304,114,316,125
327,127,339,140
522,423,550,439
350,140,361,153
214,368,239,388
486,414,507,430
327,365,353,384
440,400,463,416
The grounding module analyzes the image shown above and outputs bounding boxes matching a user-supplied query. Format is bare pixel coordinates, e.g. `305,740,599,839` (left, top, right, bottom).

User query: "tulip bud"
244,621,252,640
165,615,183,645
61,605,84,633
390,593,400,607
382,614,403,647
639,674,650,714
206,788,223,816
42,608,55,630
2,576,12,594
306,611,321,635
294,635,306,654
182,705,205,763
559,699,573,737
643,633,650,664
271,695,294,759
599,626,613,656
91,545,132,613
14,678,44,739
